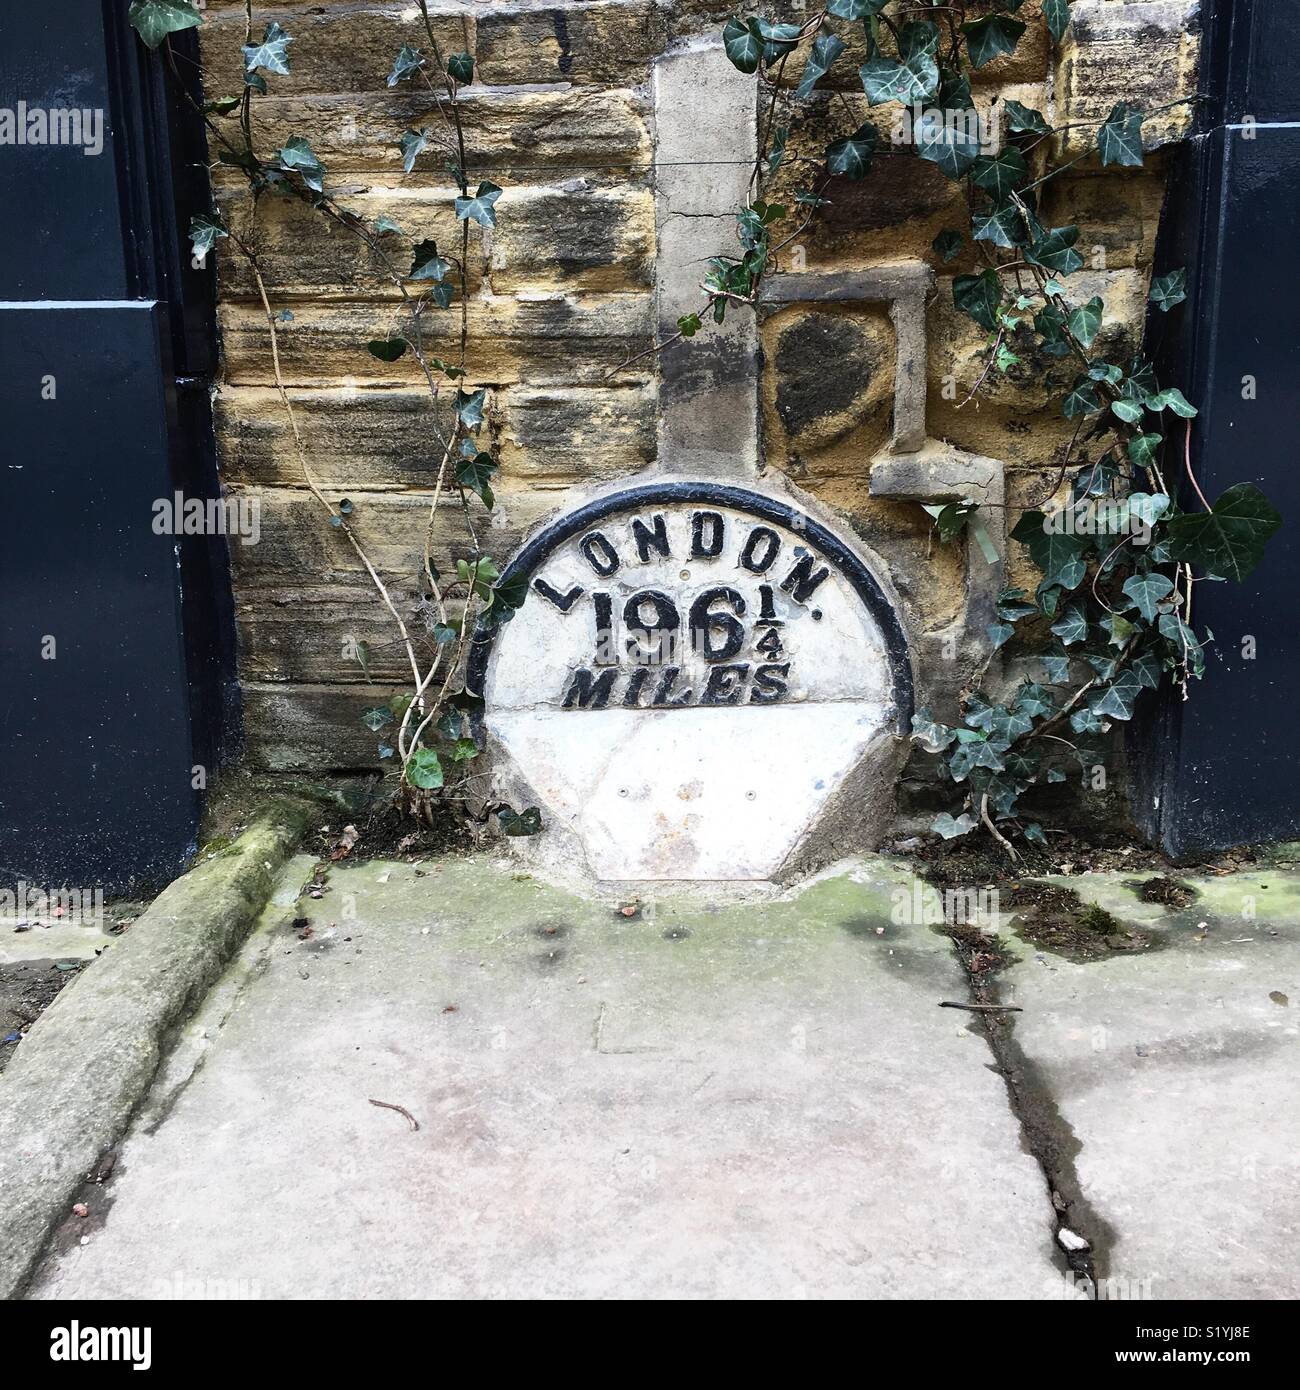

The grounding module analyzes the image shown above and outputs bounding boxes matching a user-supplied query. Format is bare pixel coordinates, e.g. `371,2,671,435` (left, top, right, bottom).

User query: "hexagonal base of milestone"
469,481,915,884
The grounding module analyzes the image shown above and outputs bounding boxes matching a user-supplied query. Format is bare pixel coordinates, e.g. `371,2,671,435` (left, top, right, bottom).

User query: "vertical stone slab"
653,41,758,475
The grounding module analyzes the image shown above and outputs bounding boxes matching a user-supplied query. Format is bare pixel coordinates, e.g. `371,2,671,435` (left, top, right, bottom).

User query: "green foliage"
127,0,201,50
1149,268,1187,312
388,45,425,86
242,21,293,77
1097,102,1145,167
455,180,503,228
129,1,531,817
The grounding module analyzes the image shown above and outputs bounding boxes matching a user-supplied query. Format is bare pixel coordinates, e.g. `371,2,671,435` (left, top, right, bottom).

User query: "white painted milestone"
481,490,909,881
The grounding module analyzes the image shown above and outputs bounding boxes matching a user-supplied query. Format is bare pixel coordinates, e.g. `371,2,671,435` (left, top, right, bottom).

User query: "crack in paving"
946,924,1116,1297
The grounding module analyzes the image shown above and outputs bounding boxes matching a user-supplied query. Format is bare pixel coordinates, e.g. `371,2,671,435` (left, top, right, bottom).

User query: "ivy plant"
668,1,1282,855
130,1,535,831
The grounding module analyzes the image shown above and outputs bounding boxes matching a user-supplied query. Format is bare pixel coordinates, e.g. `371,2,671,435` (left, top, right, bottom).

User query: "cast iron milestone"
475,484,913,881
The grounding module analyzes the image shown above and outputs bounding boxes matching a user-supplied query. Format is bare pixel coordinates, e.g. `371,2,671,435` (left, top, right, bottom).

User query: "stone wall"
203,1,1202,798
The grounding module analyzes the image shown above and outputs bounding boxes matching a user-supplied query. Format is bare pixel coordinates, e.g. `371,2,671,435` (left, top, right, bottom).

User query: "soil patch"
0,960,85,1076
1000,882,1160,962
1131,874,1199,908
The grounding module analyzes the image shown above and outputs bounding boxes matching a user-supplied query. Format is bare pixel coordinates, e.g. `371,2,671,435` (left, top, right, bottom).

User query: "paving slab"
998,870,1300,1300
31,857,1062,1300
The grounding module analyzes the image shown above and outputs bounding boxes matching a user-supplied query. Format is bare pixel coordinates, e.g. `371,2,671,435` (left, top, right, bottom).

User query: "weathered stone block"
200,3,471,98
475,1,664,86
1056,1,1200,158
490,184,655,291
240,680,401,770
760,304,894,463
215,386,459,491
227,483,560,592
496,383,657,480
217,292,655,386
218,88,651,179
213,184,485,300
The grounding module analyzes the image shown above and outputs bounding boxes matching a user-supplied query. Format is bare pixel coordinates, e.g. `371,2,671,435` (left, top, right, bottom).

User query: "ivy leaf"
722,17,763,73
1127,492,1171,528
388,44,425,86
796,32,845,99
374,215,402,235
767,124,788,173
1012,511,1089,589
1166,483,1282,581
409,239,451,282
1062,378,1102,417
407,747,444,791
932,812,977,839
361,706,392,732
1091,669,1144,721
1149,268,1187,312
988,622,1016,650
949,735,1005,782
1043,0,1072,43
961,15,1026,68
1132,649,1164,689
1015,682,1056,719
1026,224,1083,275
275,136,324,192
498,806,543,837
1103,613,1137,647
825,124,879,180
1067,296,1104,349
971,148,1028,202
997,589,1038,623
932,229,963,263
455,180,503,228
827,0,889,16
1003,98,1050,134
1122,572,1175,622
367,337,408,362
1128,433,1162,471
1071,706,1107,734
455,445,498,509
128,0,202,50
859,52,938,106
938,64,973,112
1111,398,1143,424
916,119,981,179
953,269,1002,331
1144,387,1198,418
455,387,487,428
1050,603,1088,646
972,203,1022,249
1042,649,1072,683
1158,612,1204,673
188,212,227,257
242,20,293,76
447,52,474,84
1097,102,1145,167
677,312,702,338
398,129,429,174
912,709,957,753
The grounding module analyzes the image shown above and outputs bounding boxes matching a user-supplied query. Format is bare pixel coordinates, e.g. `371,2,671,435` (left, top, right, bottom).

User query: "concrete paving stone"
31,857,1063,1301
998,870,1300,1300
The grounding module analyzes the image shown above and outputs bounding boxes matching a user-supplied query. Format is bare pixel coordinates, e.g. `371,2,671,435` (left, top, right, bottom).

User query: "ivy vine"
665,0,1282,855
129,0,535,831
